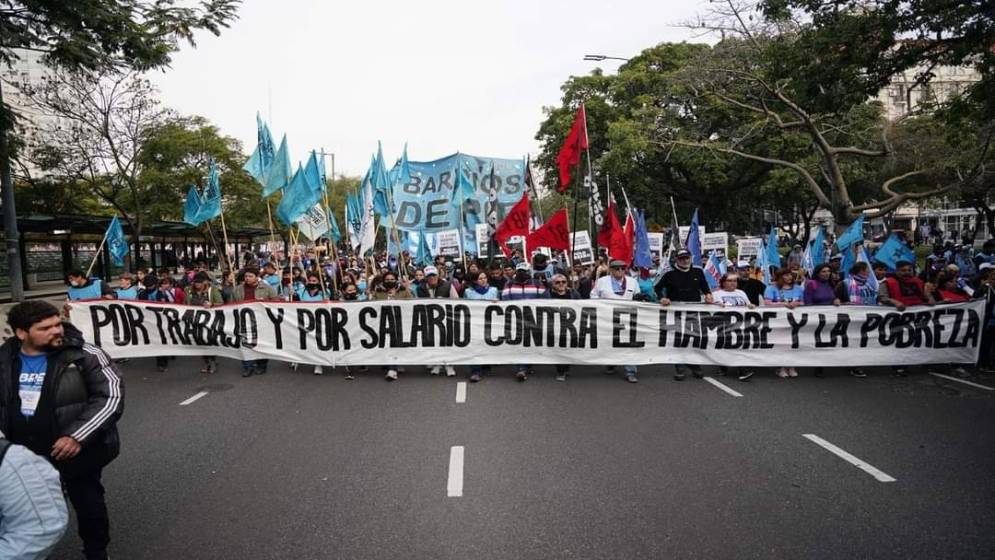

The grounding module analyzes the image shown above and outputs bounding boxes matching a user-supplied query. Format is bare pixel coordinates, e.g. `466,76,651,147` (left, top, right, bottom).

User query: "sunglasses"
611,266,625,270
553,280,567,284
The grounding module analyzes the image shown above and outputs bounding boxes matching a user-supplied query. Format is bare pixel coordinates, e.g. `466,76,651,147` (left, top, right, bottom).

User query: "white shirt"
590,274,637,300
712,289,751,307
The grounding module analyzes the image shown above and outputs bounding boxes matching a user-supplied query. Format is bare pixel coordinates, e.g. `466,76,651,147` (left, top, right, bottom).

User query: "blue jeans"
608,365,637,376
242,359,267,372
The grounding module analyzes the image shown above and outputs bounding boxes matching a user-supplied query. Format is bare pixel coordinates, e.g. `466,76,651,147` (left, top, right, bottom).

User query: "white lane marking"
447,446,464,497
455,381,467,403
703,376,744,398
802,434,896,483
179,391,209,406
928,372,995,392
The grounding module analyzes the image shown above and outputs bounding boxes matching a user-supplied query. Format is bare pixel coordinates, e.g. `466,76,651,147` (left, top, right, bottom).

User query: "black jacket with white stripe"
0,322,123,461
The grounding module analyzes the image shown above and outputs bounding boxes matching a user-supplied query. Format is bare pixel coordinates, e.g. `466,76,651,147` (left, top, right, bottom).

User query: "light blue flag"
183,185,203,226
766,224,782,270
686,209,703,267
451,162,478,203
243,113,276,182
857,245,879,293
276,163,322,225
327,207,342,243
303,150,324,197
874,233,916,271
840,244,856,281
389,142,412,187
757,239,772,285
261,135,291,198
106,216,129,266
416,232,432,265
633,209,653,268
810,226,825,271
835,214,865,251
194,158,222,223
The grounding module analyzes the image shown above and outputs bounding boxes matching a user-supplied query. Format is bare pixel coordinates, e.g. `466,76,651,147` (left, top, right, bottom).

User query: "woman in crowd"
371,271,412,381
711,273,757,381
763,268,804,378
804,263,841,306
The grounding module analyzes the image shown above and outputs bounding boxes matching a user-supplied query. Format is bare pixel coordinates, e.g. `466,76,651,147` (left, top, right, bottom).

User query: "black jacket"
415,280,453,299
0,322,123,459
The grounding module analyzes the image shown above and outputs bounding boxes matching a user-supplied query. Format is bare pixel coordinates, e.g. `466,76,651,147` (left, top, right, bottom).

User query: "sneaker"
430,365,442,376
470,373,481,383
605,366,615,375
385,369,398,381
344,371,355,380
625,374,639,383
787,367,798,378
290,362,299,372
515,369,528,382
313,366,323,375
718,366,729,377
254,365,267,375
738,370,754,382
893,367,908,377
814,368,824,378
206,364,216,374
241,369,253,378
157,365,167,373
445,365,456,377
952,366,970,378
555,373,566,382
776,367,789,379
358,366,369,372
673,372,686,381
850,368,867,378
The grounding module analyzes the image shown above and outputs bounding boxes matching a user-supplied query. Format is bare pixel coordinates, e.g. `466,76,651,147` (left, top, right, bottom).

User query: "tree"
665,0,988,231
0,0,240,299
535,42,777,234
20,68,170,267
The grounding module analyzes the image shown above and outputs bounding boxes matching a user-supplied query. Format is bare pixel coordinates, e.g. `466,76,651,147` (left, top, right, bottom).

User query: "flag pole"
85,231,109,278
265,199,284,278
570,102,587,262
670,196,683,249
458,192,468,273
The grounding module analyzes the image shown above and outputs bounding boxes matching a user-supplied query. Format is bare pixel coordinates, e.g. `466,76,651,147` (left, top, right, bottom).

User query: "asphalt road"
50,358,995,560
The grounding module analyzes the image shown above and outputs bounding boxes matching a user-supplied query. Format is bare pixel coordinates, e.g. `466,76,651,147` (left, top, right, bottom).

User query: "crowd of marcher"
63,235,995,385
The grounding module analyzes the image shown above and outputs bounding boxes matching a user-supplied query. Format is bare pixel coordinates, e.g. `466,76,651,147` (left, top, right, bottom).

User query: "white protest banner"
69,300,983,368
702,232,728,255
475,223,490,258
570,230,594,265
678,226,706,243
435,229,462,258
296,204,330,241
648,232,665,260
737,238,763,258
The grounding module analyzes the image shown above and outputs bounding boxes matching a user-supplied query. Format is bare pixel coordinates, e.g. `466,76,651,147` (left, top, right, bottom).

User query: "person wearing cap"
974,240,995,270
416,265,459,377
786,243,804,268
591,260,640,383
736,260,766,306
114,273,138,300
656,249,713,381
501,262,546,381
827,254,844,286
185,272,224,374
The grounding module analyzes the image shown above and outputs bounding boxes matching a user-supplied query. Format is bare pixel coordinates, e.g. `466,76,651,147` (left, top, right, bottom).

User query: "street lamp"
583,54,630,62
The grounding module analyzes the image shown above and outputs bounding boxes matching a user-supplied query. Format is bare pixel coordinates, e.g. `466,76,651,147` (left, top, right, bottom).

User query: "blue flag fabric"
857,245,879,293
874,233,916,271
304,151,324,198
633,209,653,268
810,226,825,271
183,185,203,226
389,143,412,187
835,214,865,251
686,209,703,267
757,239,772,285
840,244,856,281
416,232,432,266
276,162,323,225
327,208,342,243
106,216,129,267
261,135,291,198
194,158,222,223
243,113,276,182
766,224,782,270
704,251,723,289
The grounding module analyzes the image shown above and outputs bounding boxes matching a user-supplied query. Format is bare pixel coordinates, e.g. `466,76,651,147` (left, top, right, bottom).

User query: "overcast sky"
151,0,711,178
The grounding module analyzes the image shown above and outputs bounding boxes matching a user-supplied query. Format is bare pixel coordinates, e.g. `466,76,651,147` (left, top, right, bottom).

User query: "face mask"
306,283,320,290
383,281,398,290
344,293,358,301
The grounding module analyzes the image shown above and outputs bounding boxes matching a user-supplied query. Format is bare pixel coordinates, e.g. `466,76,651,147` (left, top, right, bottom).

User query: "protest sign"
737,238,763,258
647,232,665,260
69,300,983,367
435,229,462,258
570,231,595,265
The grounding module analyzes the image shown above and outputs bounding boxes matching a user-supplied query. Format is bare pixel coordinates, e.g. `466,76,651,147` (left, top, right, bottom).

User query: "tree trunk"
0,82,24,301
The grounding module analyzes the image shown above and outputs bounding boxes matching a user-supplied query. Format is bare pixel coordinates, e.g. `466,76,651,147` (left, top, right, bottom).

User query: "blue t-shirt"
18,352,48,418
764,284,804,303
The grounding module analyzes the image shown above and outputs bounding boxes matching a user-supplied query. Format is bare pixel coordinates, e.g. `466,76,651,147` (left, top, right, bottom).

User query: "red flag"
556,104,589,193
526,208,570,251
494,192,531,257
598,200,634,263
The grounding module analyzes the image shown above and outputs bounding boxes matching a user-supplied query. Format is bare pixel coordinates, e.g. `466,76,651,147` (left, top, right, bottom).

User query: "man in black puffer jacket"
0,301,124,560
